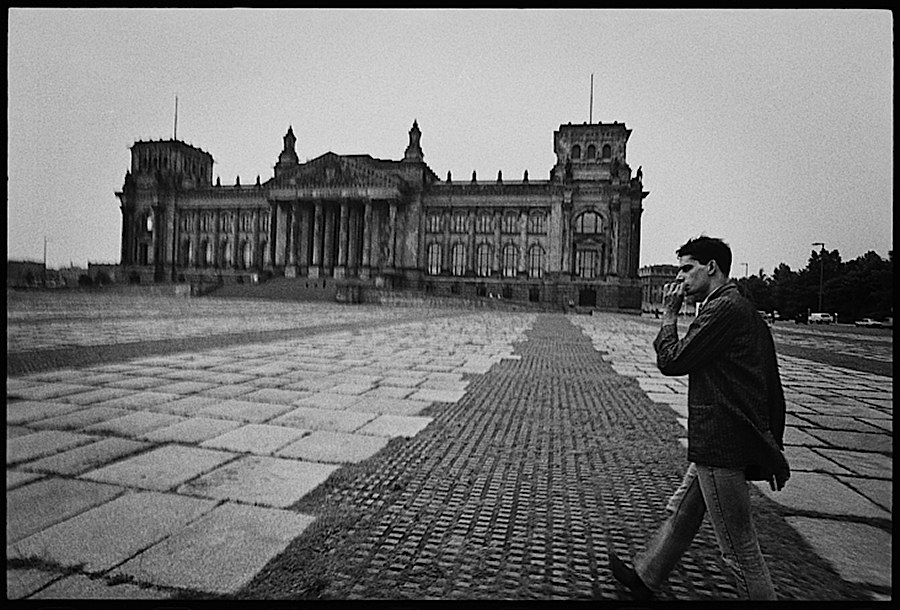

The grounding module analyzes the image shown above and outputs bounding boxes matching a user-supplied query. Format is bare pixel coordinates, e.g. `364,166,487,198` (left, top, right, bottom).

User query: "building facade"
116,120,649,309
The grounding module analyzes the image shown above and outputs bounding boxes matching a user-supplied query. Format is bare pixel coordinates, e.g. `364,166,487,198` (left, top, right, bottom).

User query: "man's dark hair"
676,236,732,277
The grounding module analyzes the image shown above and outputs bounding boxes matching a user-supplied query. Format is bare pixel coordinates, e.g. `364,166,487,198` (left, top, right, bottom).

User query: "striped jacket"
654,282,790,490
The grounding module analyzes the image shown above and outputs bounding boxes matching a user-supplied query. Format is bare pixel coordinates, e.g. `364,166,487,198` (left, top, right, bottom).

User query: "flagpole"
174,95,178,141
589,74,593,123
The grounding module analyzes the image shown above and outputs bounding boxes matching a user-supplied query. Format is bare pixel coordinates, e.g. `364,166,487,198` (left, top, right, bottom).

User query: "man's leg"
630,463,708,591
695,464,776,600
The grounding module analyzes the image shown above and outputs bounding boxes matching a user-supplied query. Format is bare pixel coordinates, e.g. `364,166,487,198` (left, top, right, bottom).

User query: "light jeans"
632,463,776,600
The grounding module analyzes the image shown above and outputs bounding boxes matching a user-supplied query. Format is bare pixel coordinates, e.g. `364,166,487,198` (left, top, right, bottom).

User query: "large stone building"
116,120,648,309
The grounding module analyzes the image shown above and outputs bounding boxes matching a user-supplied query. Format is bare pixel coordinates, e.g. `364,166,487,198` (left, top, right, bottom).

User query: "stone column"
492,211,501,276
213,209,221,268
298,203,310,273
348,205,359,276
361,200,372,279
192,212,201,268
285,203,299,277
233,209,241,270
252,209,260,271
518,209,527,275
335,201,349,279
466,210,476,275
441,210,450,273
309,202,323,278
323,204,335,273
387,202,398,269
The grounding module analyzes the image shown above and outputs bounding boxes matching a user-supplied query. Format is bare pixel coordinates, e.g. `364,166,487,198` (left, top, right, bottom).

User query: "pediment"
272,153,404,190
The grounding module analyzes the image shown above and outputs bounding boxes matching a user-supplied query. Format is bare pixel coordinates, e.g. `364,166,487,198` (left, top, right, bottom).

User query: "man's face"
675,255,714,300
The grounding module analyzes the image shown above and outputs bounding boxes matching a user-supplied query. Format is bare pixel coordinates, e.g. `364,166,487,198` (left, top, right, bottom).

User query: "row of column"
271,199,399,279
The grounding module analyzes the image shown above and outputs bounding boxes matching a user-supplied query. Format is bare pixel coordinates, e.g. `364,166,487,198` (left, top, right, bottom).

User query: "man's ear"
707,260,718,276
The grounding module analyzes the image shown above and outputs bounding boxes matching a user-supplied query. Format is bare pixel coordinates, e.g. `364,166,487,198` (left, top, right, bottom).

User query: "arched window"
427,243,442,275
502,244,518,278
528,245,544,279
451,243,466,276
571,145,582,160
203,240,213,267
586,144,596,159
601,144,612,160
575,211,603,234
476,243,492,277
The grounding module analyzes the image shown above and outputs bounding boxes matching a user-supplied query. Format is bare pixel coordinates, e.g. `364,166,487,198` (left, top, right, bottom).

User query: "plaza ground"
6,290,892,601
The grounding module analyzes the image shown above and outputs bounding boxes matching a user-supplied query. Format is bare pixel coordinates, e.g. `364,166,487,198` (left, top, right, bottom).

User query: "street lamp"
740,262,748,278
812,242,825,312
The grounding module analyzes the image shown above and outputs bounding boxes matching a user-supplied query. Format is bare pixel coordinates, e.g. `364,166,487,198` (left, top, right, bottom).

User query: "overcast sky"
7,8,893,275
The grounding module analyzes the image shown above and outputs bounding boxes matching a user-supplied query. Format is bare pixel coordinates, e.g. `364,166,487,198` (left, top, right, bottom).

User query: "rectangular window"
452,213,467,234
427,213,442,233
502,213,518,234
477,214,493,234
576,250,597,279
528,214,546,234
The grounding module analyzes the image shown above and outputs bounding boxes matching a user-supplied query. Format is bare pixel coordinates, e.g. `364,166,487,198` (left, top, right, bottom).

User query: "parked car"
808,313,834,324
855,318,884,328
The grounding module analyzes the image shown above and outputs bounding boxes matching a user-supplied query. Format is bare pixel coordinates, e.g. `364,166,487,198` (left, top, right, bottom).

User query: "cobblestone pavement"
6,293,892,601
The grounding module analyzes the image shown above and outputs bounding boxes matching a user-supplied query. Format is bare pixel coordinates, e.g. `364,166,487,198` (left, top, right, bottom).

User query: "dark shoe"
609,550,655,601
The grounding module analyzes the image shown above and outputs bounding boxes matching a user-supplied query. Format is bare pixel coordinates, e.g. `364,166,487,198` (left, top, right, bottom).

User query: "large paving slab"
7,568,63,599
19,438,151,476
785,517,892,589
111,503,315,595
356,414,434,438
80,445,237,491
199,423,309,455
270,405,378,432
348,396,432,416
6,400,89,425
27,573,172,599
6,430,99,465
754,471,890,519
28,406,133,431
7,470,44,490
277,430,391,464
7,477,125,544
7,491,218,573
82,411,186,437
178,455,339,508
804,429,893,454
196,398,294,423
139,417,244,443
815,448,892,478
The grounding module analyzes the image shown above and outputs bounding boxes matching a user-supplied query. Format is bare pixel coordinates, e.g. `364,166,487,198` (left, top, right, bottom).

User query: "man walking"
608,236,790,600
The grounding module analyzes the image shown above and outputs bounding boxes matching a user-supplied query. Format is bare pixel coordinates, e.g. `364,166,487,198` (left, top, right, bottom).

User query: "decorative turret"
275,126,300,177
403,120,424,162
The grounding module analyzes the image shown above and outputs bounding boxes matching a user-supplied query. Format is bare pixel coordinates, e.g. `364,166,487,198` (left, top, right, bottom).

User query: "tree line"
735,249,893,323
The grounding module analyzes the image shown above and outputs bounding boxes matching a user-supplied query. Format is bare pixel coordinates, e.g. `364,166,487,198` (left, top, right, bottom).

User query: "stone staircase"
204,277,338,302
